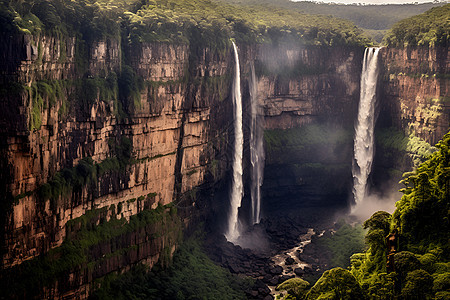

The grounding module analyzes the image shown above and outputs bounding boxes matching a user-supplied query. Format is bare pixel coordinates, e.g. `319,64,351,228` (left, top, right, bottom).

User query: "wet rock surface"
204,207,342,299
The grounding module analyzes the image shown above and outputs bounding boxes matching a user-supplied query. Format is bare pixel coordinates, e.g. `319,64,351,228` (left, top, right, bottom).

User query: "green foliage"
5,0,122,40
276,278,310,300
118,65,144,111
350,131,450,299
90,233,249,299
433,272,450,295
305,267,366,300
365,272,396,300
122,0,369,47
401,269,434,299
376,127,436,168
29,86,43,130
394,132,450,252
5,0,370,57
98,136,132,175
1,203,180,298
221,0,443,31
36,157,96,207
25,79,68,130
75,74,119,109
393,251,422,281
359,211,392,274
315,221,366,268
384,4,450,47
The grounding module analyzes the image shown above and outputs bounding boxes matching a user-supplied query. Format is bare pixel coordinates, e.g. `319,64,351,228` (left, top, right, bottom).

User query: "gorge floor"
203,205,351,299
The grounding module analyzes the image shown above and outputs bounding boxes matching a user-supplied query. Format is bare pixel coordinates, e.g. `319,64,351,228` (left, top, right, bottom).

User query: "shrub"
306,267,366,300
276,278,310,299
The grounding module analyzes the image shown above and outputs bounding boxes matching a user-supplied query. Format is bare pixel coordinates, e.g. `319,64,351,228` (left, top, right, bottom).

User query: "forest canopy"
350,131,450,299
220,0,446,43
384,4,450,47
1,0,370,47
221,0,445,31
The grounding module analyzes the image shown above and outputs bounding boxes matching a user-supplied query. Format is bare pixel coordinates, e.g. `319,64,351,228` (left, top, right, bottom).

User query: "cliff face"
371,46,449,190
0,32,234,298
257,46,362,129
255,45,363,211
0,31,448,298
379,46,449,145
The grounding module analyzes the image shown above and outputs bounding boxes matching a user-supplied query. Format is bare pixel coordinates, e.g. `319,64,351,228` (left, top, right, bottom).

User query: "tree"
276,278,310,299
401,269,433,299
306,267,366,300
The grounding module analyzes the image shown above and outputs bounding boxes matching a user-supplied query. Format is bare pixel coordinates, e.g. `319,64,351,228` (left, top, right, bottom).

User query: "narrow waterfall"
352,47,381,206
249,63,265,224
225,42,244,242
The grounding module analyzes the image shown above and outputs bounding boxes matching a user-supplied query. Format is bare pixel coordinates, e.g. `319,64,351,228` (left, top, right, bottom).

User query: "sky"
292,0,446,4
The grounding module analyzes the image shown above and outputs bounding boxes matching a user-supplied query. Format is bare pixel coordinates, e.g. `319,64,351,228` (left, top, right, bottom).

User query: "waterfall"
225,42,244,242
250,63,265,224
352,47,381,206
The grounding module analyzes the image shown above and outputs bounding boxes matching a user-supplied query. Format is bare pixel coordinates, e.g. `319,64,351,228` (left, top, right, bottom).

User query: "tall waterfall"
352,47,381,206
226,42,244,242
250,63,264,224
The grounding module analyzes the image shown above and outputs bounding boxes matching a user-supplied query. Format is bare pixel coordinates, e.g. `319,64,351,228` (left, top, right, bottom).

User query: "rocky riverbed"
204,208,342,300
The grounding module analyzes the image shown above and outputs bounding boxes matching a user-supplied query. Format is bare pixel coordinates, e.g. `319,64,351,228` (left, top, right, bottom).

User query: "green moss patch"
90,232,250,300
0,203,181,299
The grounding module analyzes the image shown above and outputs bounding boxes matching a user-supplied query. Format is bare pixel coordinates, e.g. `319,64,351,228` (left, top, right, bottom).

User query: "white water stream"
352,47,381,207
226,42,244,242
249,63,265,225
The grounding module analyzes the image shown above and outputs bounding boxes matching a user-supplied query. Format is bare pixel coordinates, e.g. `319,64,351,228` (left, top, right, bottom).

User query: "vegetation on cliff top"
221,0,445,42
125,0,370,46
221,0,444,31
2,0,370,47
384,4,450,47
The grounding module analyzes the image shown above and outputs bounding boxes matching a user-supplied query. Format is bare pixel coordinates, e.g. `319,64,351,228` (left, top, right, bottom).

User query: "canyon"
0,29,448,298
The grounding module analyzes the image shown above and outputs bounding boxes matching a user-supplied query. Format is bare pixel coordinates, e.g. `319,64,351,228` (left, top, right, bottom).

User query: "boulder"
285,257,295,265
270,265,283,275
294,267,304,276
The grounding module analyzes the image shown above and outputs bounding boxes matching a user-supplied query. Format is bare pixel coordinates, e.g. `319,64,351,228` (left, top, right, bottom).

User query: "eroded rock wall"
254,45,364,212
0,32,233,298
370,46,450,190
379,46,449,145
1,33,449,299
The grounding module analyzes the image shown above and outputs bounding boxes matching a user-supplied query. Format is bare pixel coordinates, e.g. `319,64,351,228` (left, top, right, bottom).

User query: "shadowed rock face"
0,34,234,297
379,46,450,146
0,31,448,298
371,46,450,192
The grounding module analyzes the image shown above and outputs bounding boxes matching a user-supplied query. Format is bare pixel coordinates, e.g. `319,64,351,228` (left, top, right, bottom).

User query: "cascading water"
225,42,244,242
249,63,265,224
352,47,381,207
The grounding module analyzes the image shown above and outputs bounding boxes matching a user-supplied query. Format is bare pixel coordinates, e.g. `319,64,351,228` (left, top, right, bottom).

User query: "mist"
233,224,270,254
350,188,400,221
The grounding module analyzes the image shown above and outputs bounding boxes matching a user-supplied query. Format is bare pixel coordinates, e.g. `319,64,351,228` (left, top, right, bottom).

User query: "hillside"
384,4,450,47
220,0,446,42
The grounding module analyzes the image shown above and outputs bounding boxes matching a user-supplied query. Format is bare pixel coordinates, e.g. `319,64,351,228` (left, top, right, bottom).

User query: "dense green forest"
90,233,250,300
220,0,446,42
3,0,447,47
1,0,370,47
222,0,444,30
268,132,449,299
384,4,450,47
